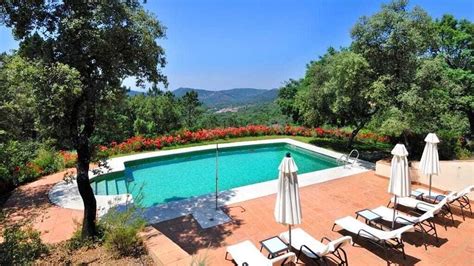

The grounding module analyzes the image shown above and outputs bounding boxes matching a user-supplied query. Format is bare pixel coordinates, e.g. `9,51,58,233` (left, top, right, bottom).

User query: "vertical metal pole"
392,196,397,229
288,225,292,250
428,174,432,197
215,143,219,210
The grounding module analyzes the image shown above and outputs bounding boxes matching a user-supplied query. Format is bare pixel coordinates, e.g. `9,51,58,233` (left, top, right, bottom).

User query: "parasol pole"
428,174,432,197
392,195,397,229
215,143,219,210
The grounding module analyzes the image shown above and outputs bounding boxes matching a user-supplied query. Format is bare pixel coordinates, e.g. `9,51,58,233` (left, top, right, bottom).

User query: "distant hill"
173,87,279,108
127,90,145,97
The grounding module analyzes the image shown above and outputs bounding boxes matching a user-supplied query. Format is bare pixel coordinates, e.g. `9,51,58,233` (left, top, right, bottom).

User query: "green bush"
0,225,49,265
32,148,65,175
437,130,469,160
100,205,146,257
0,141,39,186
66,221,105,251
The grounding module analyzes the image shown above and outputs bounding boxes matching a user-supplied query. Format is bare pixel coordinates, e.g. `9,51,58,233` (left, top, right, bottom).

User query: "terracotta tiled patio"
2,170,473,265
2,170,82,243
153,171,474,265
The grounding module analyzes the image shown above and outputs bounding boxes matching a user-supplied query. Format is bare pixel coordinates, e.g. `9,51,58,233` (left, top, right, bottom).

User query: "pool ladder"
337,149,359,168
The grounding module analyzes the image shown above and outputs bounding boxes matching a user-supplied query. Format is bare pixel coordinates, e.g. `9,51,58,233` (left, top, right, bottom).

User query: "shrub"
98,125,390,157
66,221,105,251
0,141,39,186
438,130,462,160
32,148,65,175
0,225,49,265
100,205,146,257
59,150,77,168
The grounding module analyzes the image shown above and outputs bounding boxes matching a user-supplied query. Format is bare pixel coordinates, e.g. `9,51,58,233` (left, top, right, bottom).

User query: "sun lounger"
332,216,414,262
371,206,439,249
279,228,352,265
413,185,474,220
390,192,456,228
225,240,296,266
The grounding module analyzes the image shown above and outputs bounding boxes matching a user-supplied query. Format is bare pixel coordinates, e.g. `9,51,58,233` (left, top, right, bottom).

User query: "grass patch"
310,137,392,162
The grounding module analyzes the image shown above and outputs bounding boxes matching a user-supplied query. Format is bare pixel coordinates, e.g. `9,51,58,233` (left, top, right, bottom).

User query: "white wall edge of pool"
48,138,375,222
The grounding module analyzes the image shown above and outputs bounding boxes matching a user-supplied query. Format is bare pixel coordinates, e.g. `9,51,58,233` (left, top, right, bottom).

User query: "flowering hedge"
11,125,387,183
97,125,389,157
12,150,77,184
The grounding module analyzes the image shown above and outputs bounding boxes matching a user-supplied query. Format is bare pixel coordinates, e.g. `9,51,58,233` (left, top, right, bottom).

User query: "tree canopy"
1,1,167,237
277,0,472,152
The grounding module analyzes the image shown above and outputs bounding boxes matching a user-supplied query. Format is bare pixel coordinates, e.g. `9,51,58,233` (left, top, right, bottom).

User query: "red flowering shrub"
59,150,77,168
96,125,389,158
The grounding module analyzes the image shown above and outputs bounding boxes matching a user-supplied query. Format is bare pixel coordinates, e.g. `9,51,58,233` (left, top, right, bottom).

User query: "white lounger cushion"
372,206,434,225
335,216,414,241
226,240,296,266
392,192,455,213
414,188,457,202
227,240,269,265
458,185,474,197
281,228,329,257
415,185,474,201
394,197,435,212
280,228,352,258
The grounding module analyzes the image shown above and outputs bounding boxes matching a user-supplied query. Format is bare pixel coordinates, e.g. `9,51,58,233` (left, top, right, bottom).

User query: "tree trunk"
402,131,411,155
347,123,364,149
76,136,97,238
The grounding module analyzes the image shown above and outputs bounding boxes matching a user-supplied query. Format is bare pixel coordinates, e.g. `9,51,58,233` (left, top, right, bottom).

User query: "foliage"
32,148,65,175
1,0,168,237
0,55,39,143
59,150,78,168
200,102,291,128
310,138,392,162
0,140,77,193
276,0,473,157
100,205,146,258
296,50,376,147
129,92,182,137
277,79,303,123
190,250,210,266
66,221,105,251
0,141,39,186
434,14,474,136
181,90,203,129
97,124,389,157
0,225,49,265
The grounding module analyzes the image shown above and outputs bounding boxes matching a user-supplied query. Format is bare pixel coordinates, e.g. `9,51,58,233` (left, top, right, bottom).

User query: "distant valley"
128,87,279,109
173,87,279,108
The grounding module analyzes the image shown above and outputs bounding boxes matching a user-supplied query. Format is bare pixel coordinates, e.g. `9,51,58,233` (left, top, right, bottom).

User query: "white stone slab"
192,208,232,229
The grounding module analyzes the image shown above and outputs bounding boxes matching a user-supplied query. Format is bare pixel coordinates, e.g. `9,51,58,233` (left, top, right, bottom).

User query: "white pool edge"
48,138,374,222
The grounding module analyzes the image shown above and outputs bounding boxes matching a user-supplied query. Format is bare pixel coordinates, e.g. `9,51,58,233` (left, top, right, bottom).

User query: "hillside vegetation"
172,87,279,108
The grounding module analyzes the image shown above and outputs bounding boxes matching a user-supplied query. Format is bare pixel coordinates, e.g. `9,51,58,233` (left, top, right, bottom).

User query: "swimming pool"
91,143,338,207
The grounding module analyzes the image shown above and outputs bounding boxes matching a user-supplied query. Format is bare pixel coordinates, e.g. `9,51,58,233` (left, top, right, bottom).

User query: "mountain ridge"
173,87,279,108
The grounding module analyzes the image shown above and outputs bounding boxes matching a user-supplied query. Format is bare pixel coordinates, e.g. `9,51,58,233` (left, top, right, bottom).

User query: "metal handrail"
337,154,348,166
337,149,359,168
348,149,359,166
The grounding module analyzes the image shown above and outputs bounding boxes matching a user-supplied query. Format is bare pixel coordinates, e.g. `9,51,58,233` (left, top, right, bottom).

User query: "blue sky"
0,0,473,91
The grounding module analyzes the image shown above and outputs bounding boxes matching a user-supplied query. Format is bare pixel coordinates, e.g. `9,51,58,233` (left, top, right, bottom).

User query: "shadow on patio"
152,205,244,255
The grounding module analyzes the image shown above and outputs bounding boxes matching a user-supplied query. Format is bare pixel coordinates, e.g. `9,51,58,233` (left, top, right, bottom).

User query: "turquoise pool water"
91,143,338,207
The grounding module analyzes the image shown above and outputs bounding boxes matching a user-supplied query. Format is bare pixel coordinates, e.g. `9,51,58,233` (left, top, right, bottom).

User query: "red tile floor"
154,172,474,265
2,170,82,243
2,170,473,265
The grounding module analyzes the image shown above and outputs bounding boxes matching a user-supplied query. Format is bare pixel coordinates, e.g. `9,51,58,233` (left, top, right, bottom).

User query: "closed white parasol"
274,152,302,248
419,133,440,197
389,144,411,228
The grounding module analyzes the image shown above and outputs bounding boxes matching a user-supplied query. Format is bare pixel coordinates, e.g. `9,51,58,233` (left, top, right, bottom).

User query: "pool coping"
48,138,374,220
